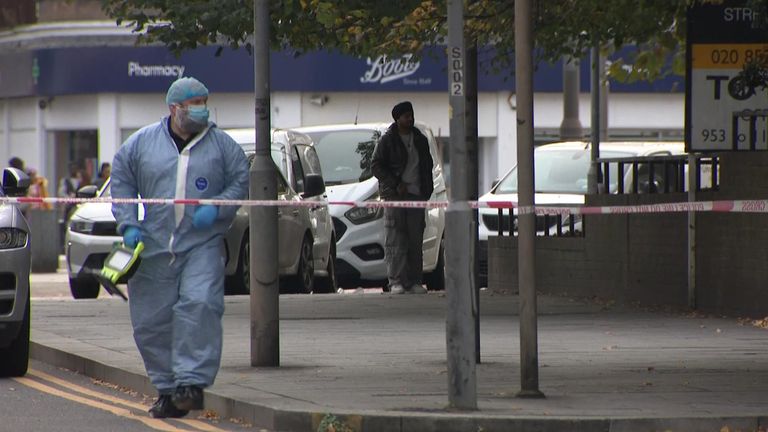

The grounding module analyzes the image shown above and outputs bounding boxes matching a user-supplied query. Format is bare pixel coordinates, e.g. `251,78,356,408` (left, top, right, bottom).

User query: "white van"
295,122,447,290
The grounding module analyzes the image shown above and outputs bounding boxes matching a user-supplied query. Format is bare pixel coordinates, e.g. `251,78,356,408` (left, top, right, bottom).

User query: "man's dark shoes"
171,385,204,411
149,394,189,418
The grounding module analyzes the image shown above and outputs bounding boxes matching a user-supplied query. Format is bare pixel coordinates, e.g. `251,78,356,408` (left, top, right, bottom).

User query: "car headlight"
0,228,28,249
69,219,95,234
345,206,383,225
344,191,384,225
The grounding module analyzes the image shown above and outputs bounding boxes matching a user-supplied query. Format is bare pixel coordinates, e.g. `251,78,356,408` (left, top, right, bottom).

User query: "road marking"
16,369,232,432
13,376,190,431
28,369,147,410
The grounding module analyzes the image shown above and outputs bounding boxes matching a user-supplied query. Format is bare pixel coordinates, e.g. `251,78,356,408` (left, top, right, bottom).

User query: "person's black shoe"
148,394,189,418
171,385,204,411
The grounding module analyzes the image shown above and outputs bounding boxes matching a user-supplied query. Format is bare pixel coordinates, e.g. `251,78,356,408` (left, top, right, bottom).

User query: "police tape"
3,196,768,215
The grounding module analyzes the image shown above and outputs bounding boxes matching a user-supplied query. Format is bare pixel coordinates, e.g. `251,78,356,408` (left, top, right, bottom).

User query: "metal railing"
598,154,719,194
486,212,581,237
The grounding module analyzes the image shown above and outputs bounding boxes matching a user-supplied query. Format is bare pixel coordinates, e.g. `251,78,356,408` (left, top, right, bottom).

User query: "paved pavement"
29,272,768,432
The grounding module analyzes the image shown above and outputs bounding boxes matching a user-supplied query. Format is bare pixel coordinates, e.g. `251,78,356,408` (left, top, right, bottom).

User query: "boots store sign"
359,54,429,86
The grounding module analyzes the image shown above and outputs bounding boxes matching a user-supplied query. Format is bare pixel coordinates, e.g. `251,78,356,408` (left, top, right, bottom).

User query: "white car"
477,141,686,284
65,185,121,299
65,128,335,298
295,122,447,290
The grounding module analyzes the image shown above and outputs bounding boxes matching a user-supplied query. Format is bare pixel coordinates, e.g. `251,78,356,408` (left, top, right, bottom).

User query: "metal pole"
465,41,481,365
515,0,544,399
587,45,601,194
599,54,609,142
687,153,696,309
250,0,279,367
445,0,477,410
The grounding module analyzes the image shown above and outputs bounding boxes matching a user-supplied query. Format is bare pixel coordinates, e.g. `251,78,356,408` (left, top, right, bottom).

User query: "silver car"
66,129,335,298
0,167,31,377
223,128,336,294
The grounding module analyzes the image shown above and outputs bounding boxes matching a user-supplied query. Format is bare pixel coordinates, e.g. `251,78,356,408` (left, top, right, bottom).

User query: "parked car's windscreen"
495,149,633,194
303,129,380,185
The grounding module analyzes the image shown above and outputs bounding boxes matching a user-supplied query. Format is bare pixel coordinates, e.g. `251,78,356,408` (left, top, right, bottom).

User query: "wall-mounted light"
309,94,329,107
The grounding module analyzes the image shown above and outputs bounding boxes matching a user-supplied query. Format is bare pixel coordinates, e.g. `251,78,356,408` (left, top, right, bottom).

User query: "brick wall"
38,0,107,22
0,0,36,28
695,152,768,316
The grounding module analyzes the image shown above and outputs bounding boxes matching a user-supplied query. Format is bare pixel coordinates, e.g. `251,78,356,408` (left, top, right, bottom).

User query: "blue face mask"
175,104,209,134
185,104,209,124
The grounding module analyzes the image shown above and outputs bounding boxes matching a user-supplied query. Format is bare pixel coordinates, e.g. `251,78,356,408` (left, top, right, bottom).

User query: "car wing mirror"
301,173,326,198
76,185,99,198
1,167,30,197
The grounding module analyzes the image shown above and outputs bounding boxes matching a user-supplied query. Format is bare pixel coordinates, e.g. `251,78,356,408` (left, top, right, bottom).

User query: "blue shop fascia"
0,45,682,99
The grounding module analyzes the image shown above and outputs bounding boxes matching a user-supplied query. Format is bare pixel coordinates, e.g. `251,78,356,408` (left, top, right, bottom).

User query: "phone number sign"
686,2,768,151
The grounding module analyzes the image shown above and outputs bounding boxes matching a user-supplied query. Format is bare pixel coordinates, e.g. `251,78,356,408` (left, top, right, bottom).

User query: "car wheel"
425,238,445,291
0,290,30,377
69,276,101,299
314,240,338,294
226,234,250,295
287,235,314,294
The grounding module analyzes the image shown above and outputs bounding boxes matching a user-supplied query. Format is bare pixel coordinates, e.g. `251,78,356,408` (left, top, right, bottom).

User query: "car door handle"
292,209,300,216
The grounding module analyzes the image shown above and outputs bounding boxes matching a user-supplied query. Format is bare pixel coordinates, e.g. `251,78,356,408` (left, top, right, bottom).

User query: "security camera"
38,97,53,110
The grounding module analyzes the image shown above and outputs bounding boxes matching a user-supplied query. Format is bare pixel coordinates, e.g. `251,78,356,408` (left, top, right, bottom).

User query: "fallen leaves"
751,317,768,329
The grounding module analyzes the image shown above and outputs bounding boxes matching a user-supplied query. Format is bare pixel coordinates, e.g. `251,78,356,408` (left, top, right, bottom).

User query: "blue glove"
193,205,218,229
123,226,142,248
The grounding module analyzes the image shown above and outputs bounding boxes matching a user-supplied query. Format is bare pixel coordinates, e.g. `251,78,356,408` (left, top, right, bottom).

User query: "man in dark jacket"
371,101,434,294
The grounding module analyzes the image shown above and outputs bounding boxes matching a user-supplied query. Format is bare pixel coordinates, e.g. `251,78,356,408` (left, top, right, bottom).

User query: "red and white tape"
3,196,768,215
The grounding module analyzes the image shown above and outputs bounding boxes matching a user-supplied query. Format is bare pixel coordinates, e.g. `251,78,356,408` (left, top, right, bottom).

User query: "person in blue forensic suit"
111,77,249,419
